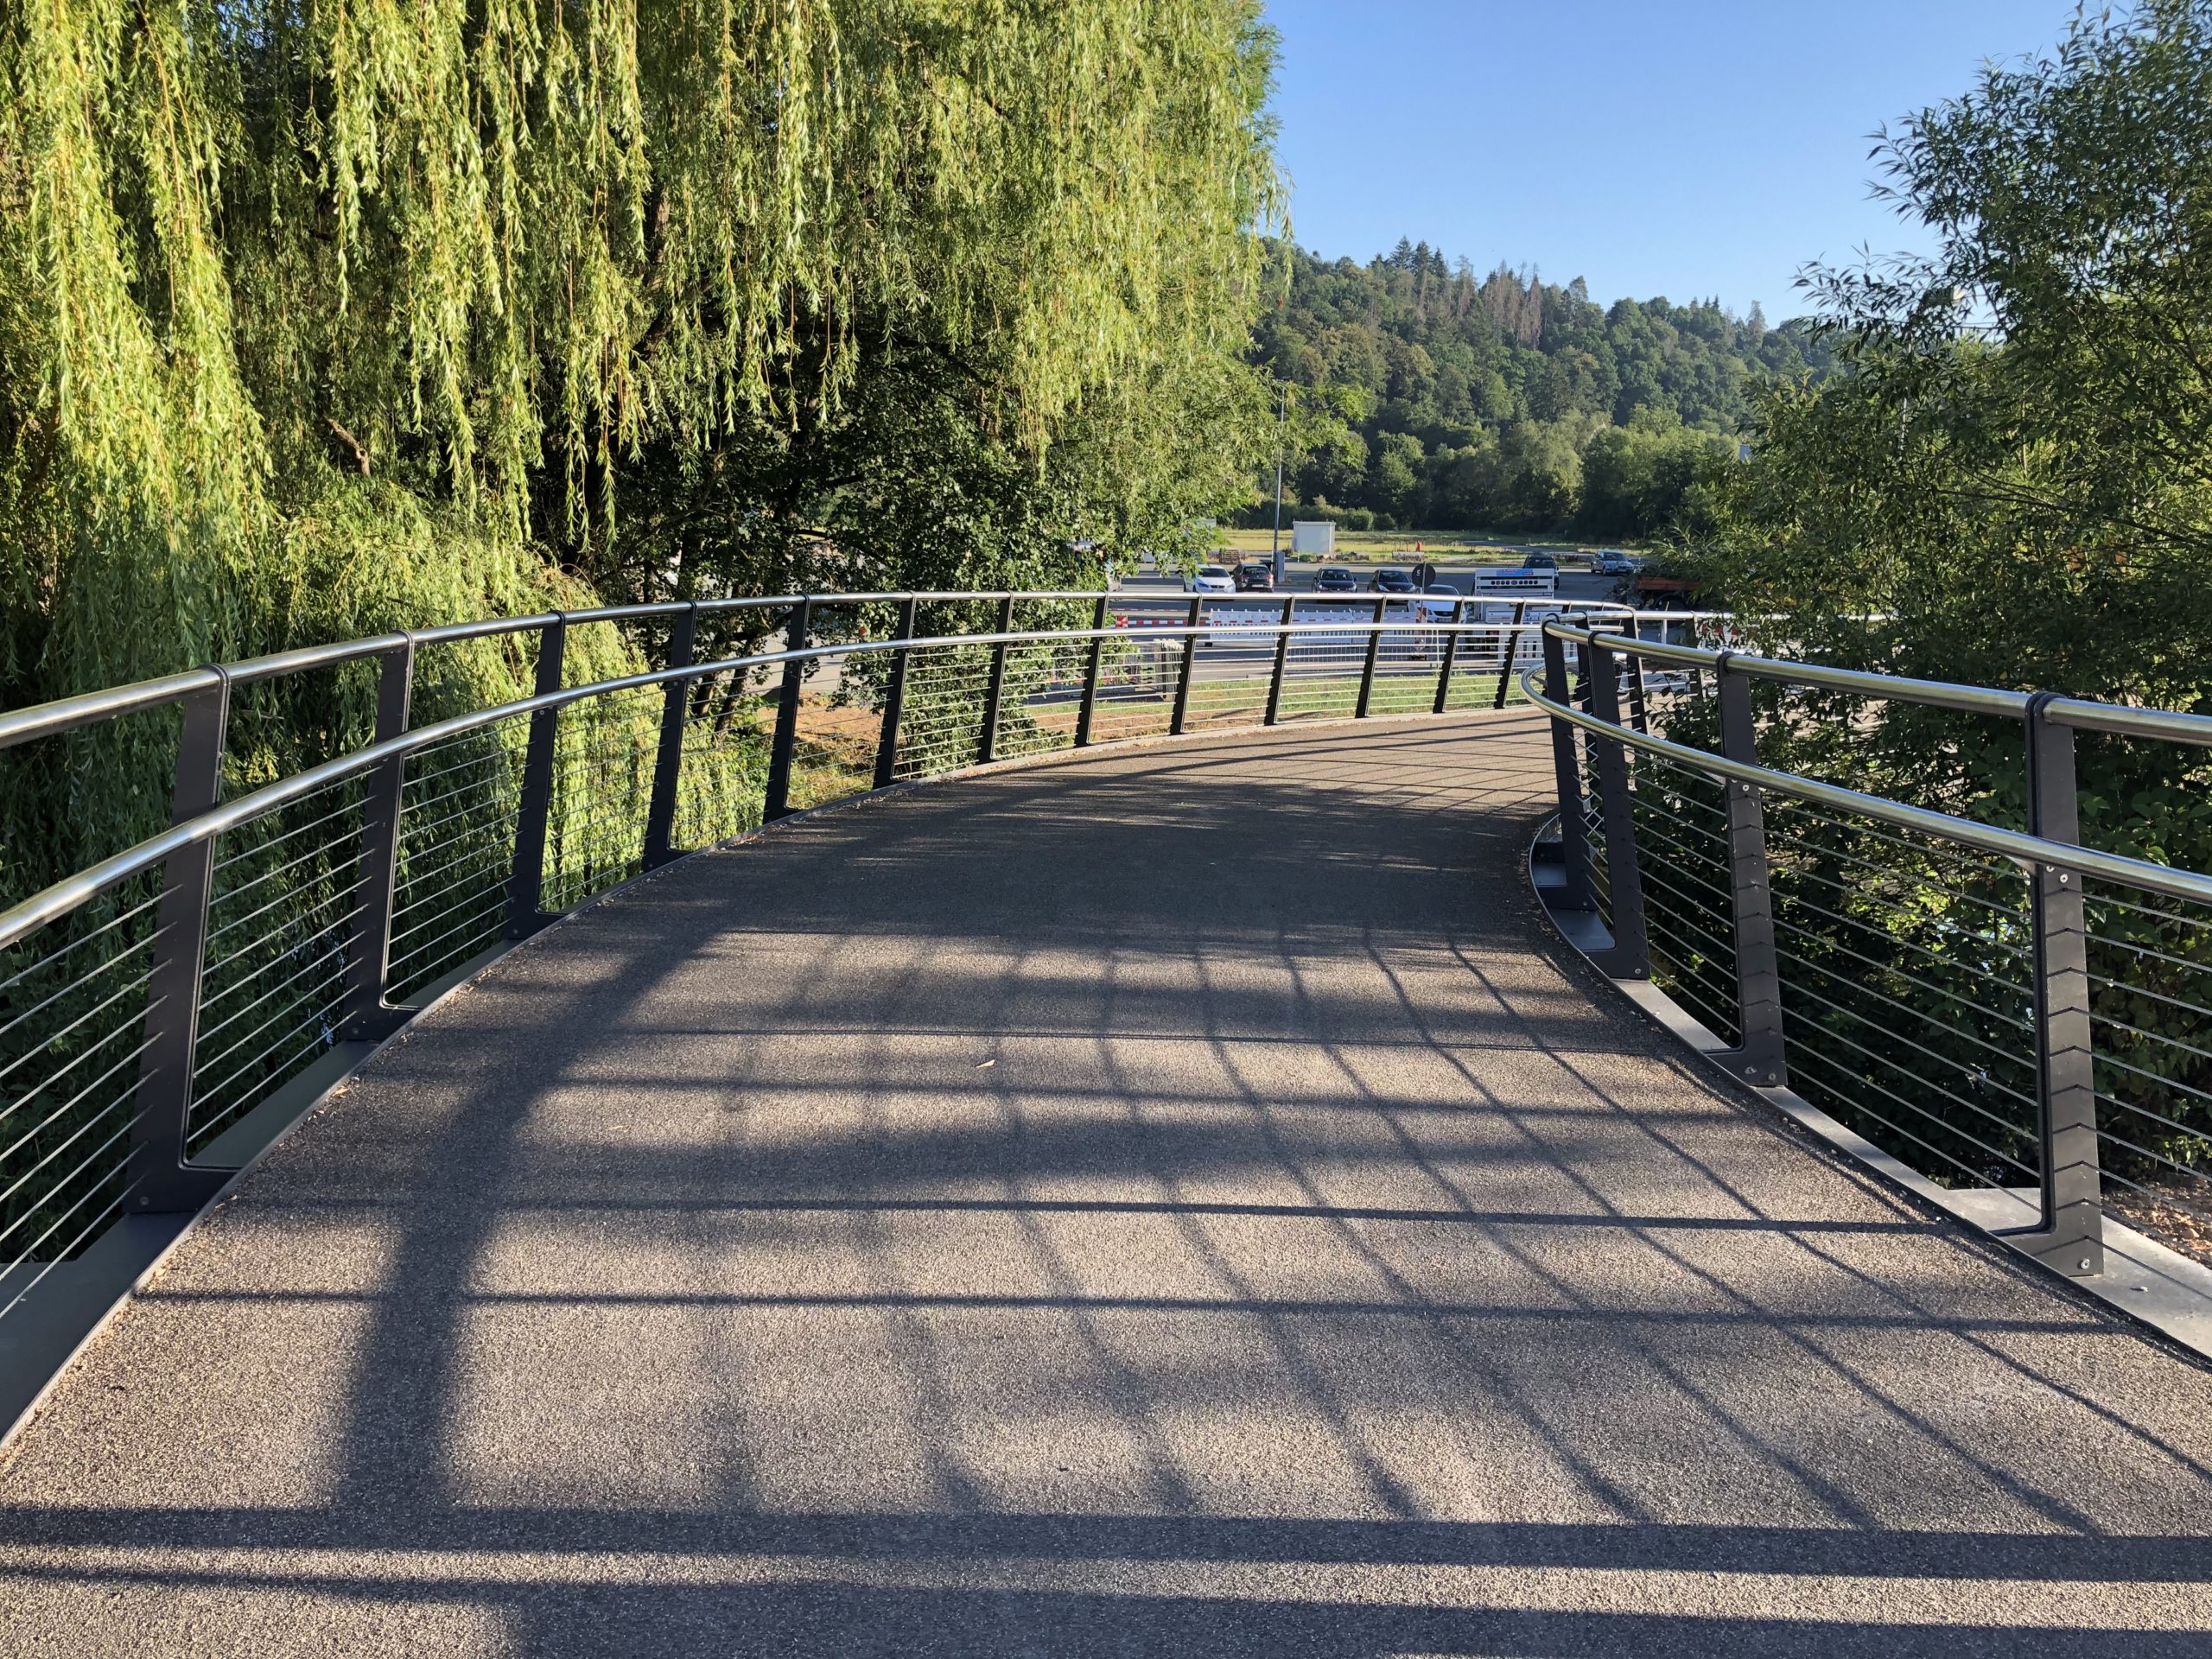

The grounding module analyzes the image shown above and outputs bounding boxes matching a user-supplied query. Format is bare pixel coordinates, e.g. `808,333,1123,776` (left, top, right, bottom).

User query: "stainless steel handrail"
0,615,1583,953
1549,622,2036,717
1553,618,2212,738
1522,665,2212,908
0,592,1637,753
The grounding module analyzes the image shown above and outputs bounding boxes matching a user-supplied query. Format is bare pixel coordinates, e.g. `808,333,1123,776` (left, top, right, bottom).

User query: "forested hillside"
1247,241,1831,537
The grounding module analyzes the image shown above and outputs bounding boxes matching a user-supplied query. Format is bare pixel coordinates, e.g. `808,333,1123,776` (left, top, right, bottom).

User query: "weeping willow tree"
0,0,1281,888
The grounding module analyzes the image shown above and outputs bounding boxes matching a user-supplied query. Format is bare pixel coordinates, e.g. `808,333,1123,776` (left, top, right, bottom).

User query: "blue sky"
1265,0,2087,320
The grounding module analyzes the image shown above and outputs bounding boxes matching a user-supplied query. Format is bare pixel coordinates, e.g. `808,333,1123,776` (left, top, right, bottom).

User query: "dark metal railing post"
1265,596,1296,725
1582,635,1649,978
1356,595,1386,718
1494,600,1528,710
979,594,1016,763
2017,693,2104,1277
874,595,919,787
1076,594,1109,747
1169,596,1202,735
340,639,416,1039
642,604,697,869
128,673,238,1211
1710,659,1788,1089
763,597,811,821
1433,598,1466,714
505,616,567,938
1623,645,1650,735
1542,630,1592,912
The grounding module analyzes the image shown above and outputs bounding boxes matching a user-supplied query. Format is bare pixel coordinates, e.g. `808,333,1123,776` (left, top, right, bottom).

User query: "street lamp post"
1269,383,1287,587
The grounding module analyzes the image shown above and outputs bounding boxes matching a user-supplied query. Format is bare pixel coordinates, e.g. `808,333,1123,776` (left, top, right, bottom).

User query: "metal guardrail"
1529,619,2212,1286
0,588,1675,1360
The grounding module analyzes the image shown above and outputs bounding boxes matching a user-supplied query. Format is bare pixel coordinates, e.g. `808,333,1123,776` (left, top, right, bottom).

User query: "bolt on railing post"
1265,596,1295,725
1582,635,1649,978
1494,600,1528,710
2016,692,2104,1277
128,672,238,1211
1542,630,1592,912
1170,596,1202,735
1433,599,1466,715
340,639,416,1039
874,595,919,787
505,616,568,938
763,597,811,821
1356,596,1387,718
979,594,1016,763
642,605,697,870
1710,659,1788,1089
1076,594,1109,747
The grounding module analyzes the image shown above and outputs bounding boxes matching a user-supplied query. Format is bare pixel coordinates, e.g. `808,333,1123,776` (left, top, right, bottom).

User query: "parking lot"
1113,557,1626,607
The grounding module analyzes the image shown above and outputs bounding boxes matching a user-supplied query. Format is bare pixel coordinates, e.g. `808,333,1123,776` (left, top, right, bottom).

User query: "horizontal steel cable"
1770,935,2037,1071
3,997,159,1126
1771,887,2035,988
2087,966,2212,1027
0,1116,149,1268
2082,887,2212,936
1766,861,2033,963
2088,1087,2212,1159
0,1040,159,1198
2096,1162,2212,1225
1768,913,2034,1033
1772,958,2041,1122
1786,1042,2040,1186
1764,819,2031,931
0,926,165,1053
208,795,365,877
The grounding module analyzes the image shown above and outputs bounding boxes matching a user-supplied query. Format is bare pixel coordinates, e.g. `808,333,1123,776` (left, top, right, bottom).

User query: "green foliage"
1696,0,2212,704
1679,0,2212,1204
1,0,1282,897
1243,238,1827,536
1579,411,1732,543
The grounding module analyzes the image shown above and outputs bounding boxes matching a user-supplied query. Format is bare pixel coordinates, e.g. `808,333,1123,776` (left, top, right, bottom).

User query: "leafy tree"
1370,431,1427,522
1682,0,2212,1217
1,0,1281,893
1697,0,2212,709
1491,420,1584,530
1580,412,1728,542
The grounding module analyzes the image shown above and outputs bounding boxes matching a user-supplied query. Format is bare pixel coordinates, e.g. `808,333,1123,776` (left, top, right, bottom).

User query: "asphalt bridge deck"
1,714,2208,1655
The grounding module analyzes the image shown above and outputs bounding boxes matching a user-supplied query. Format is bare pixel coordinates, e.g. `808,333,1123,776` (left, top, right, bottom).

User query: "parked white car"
1185,564,1236,594
1414,582,1461,623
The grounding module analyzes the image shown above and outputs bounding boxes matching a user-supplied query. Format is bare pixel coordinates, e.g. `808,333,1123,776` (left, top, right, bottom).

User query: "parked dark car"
1234,562,1275,592
1313,565,1358,592
1369,568,1416,594
1520,551,1558,571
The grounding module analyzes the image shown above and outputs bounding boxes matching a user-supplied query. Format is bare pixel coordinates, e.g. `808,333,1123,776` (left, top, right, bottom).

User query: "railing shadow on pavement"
1,653,2210,1653
0,593,1668,1441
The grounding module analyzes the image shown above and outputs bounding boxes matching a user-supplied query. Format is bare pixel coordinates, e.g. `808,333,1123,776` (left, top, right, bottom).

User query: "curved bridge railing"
1529,618,2212,1295
0,586,1685,1397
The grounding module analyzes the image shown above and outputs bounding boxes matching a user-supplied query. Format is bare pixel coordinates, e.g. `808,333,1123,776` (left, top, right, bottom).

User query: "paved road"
0,714,2208,1656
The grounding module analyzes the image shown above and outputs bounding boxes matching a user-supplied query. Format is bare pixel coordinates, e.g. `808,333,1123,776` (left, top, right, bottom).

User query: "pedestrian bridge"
0,594,2208,1654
